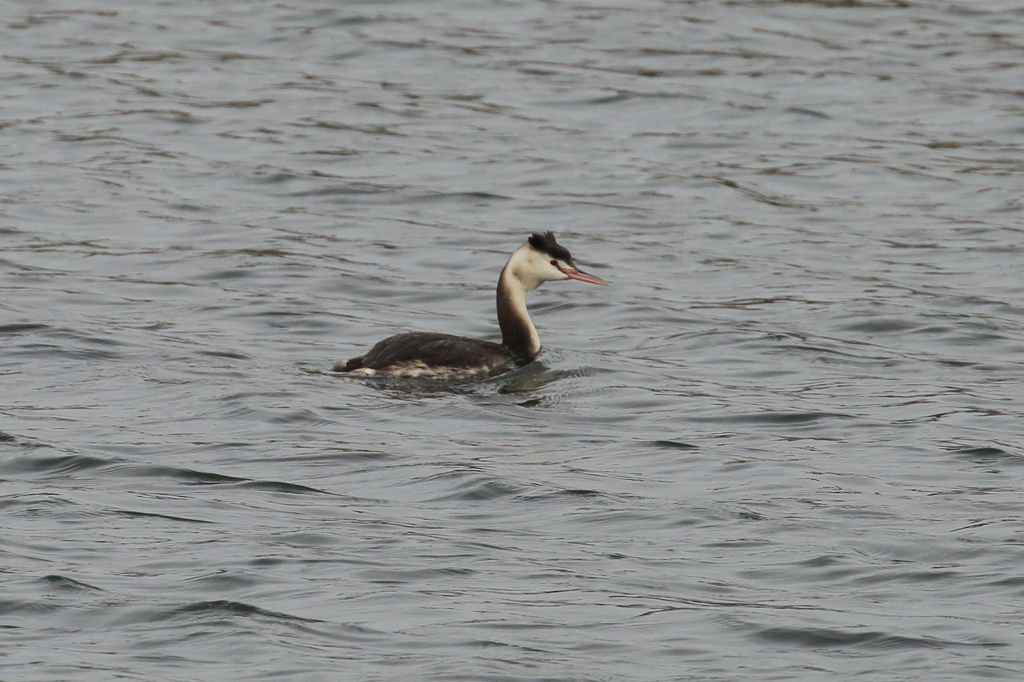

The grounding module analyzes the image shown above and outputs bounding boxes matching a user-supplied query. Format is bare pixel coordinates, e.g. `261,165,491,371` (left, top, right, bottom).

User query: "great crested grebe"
333,232,607,379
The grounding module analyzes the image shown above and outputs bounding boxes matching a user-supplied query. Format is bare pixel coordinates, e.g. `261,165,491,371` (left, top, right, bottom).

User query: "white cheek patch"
508,242,576,288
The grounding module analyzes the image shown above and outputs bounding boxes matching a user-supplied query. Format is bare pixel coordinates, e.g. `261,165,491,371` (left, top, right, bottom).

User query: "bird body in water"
333,232,607,379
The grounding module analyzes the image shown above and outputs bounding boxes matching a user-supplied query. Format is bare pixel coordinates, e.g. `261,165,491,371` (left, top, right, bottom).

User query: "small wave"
0,454,109,476
515,487,616,504
644,439,698,450
1,455,337,497
39,575,103,592
841,318,921,334
430,476,524,502
358,567,475,585
0,323,50,335
112,509,213,524
950,445,1021,463
236,480,335,495
174,600,323,623
752,625,1005,650
690,411,855,425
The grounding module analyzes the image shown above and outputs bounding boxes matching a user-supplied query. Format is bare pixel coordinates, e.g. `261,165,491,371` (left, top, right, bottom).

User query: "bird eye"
550,260,558,266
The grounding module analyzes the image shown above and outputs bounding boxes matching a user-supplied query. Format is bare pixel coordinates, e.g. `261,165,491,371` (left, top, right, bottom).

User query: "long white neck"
496,245,542,360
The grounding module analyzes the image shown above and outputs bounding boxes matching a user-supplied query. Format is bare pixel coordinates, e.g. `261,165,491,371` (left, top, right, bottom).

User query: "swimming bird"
333,232,607,379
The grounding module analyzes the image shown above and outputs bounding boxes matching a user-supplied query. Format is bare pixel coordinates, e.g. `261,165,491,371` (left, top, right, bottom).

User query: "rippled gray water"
3,0,1024,679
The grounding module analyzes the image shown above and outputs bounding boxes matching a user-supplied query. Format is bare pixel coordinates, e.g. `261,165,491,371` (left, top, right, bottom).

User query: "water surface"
3,0,1024,679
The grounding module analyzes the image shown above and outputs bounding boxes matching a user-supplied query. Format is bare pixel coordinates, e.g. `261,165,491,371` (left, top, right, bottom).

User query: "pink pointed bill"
565,268,608,285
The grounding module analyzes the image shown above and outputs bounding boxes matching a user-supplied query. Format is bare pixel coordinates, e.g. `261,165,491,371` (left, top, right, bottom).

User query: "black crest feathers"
528,232,573,264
